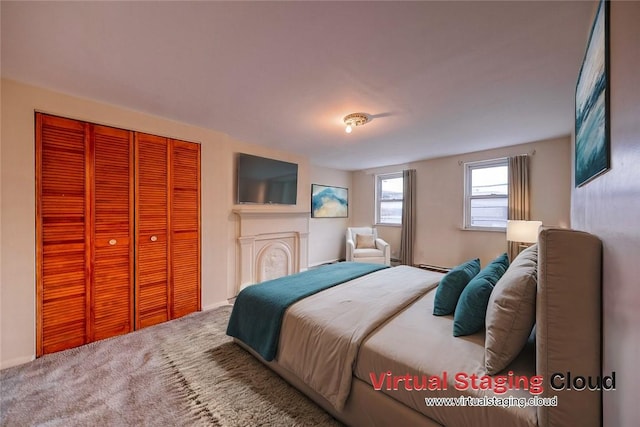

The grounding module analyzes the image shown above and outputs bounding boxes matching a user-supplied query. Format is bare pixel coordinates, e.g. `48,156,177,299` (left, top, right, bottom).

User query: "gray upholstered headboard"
536,228,602,427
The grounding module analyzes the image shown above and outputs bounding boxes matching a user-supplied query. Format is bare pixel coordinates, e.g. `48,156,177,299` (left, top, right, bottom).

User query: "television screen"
236,153,298,205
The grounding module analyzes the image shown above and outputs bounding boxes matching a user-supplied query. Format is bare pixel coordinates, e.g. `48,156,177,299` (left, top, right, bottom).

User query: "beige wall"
0,79,310,368
308,165,351,266
572,2,640,425
351,137,571,267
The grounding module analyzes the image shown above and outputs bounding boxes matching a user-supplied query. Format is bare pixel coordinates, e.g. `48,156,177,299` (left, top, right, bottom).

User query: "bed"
227,228,602,427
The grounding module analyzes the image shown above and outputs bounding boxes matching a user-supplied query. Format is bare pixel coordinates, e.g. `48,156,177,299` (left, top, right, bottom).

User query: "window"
376,172,403,225
464,159,508,230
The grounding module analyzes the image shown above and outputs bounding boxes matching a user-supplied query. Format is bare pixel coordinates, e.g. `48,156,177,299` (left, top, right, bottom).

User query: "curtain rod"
457,149,536,166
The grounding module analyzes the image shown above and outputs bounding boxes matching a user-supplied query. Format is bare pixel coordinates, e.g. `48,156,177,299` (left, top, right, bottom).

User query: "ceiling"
1,1,595,171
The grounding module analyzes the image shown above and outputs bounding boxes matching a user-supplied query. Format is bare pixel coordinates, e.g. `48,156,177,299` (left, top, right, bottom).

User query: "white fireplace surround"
234,209,309,292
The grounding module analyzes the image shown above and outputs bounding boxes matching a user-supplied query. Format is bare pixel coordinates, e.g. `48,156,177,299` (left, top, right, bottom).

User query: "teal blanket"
226,262,388,361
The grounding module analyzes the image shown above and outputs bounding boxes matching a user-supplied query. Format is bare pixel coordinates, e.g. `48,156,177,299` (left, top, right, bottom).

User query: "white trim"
308,258,340,268
0,304,234,370
374,222,402,228
463,158,509,230
202,300,232,311
460,226,506,233
463,157,509,168
0,355,35,370
375,172,404,225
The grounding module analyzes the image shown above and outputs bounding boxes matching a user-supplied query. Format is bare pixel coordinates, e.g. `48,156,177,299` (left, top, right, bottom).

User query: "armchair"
346,227,391,266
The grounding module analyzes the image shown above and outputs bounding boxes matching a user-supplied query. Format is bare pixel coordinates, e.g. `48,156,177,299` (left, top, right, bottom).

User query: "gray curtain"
399,169,416,265
507,155,530,261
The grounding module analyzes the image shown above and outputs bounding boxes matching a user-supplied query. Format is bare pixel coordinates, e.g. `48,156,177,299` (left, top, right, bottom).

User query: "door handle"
150,235,158,242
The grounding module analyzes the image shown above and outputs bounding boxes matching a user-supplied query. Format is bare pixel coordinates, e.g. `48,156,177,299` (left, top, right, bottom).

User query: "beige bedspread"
276,265,442,410
355,289,537,427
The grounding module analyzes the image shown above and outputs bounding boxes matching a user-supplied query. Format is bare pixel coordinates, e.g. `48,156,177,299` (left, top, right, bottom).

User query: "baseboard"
1,354,35,370
2,304,230,370
202,300,232,311
308,258,340,268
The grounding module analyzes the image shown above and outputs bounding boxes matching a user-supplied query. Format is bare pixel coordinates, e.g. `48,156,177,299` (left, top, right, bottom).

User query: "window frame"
375,172,404,226
463,158,509,232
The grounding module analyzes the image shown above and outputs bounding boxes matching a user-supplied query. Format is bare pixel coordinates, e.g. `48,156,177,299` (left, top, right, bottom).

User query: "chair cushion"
353,248,384,258
355,233,376,249
485,244,538,374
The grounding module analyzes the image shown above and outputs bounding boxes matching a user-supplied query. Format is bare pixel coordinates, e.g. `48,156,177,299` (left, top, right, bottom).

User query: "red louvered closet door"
36,114,135,355
135,133,170,328
92,125,134,340
170,139,201,319
37,114,200,354
36,114,90,355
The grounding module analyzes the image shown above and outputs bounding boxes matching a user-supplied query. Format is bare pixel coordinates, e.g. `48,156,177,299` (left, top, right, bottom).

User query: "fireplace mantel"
232,208,310,215
233,209,309,292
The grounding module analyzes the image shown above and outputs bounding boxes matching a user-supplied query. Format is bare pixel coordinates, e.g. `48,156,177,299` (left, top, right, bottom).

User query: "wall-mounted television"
236,153,298,205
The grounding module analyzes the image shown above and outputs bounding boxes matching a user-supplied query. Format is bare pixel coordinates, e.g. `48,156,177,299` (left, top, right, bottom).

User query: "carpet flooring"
0,305,342,426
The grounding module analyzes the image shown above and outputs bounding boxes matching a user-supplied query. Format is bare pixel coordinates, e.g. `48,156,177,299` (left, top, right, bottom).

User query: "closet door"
36,114,90,355
37,114,200,353
170,140,201,319
135,133,170,328
92,125,134,340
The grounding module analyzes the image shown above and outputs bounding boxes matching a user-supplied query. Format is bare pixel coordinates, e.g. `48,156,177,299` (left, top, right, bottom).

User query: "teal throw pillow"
453,253,509,337
433,258,481,316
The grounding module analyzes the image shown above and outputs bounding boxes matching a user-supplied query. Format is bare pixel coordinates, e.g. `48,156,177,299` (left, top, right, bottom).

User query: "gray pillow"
355,233,376,249
485,244,538,374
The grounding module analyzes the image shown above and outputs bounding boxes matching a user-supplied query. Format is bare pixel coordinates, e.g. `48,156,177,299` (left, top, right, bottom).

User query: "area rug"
0,305,342,426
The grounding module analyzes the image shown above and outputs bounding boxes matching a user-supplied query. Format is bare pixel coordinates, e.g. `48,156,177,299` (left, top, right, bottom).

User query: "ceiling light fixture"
343,113,370,134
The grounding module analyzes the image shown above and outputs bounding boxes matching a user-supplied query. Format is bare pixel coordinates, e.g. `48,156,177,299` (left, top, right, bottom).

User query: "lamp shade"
506,220,542,243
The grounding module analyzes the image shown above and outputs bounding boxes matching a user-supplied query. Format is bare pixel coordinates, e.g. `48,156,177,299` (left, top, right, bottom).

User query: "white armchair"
346,227,391,266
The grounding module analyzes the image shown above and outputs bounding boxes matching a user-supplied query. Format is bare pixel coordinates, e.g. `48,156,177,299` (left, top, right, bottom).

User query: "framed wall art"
575,0,610,187
311,184,348,218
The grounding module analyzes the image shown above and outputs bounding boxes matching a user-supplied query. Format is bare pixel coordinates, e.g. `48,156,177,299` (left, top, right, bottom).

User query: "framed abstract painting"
575,0,610,187
311,184,348,218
